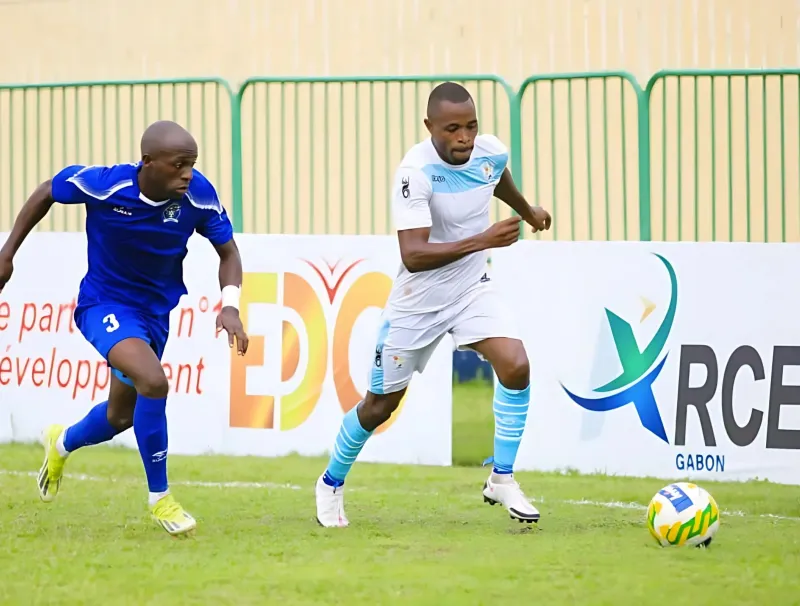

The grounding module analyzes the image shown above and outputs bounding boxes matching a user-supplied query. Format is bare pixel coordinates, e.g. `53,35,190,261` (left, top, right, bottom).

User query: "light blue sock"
63,401,121,452
322,405,373,487
492,382,530,474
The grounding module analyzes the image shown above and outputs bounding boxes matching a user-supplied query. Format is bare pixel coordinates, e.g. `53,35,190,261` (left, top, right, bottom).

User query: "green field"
2,382,799,605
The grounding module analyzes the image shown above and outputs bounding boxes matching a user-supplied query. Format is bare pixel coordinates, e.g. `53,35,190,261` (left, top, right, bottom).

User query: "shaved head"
426,82,473,119
140,120,197,157
424,82,478,165
138,120,199,200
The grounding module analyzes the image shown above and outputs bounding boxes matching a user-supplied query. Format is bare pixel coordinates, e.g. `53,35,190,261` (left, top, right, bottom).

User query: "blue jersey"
51,163,233,315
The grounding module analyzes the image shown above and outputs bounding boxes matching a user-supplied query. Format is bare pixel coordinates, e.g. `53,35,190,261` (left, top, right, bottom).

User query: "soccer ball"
646,482,720,548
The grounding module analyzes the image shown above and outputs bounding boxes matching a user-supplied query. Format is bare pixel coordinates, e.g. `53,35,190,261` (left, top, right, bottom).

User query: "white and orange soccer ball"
646,482,720,548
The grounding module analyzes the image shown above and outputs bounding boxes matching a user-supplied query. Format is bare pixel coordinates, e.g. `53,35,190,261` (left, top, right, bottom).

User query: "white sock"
148,490,170,507
55,430,69,458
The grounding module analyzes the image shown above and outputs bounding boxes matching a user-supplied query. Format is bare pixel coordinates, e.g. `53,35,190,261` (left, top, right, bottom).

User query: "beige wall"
3,0,796,87
1,0,798,240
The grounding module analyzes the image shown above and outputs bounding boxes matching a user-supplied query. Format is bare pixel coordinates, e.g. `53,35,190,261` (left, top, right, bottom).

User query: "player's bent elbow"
400,254,423,273
399,246,428,273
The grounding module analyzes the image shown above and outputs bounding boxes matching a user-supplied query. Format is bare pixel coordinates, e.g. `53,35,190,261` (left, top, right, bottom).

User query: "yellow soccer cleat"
150,494,197,537
38,424,68,503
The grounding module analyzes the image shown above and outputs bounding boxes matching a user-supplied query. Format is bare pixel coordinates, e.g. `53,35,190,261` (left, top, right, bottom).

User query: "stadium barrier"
491,240,800,485
0,231,453,465
2,69,799,242
235,75,516,234
647,70,800,243
514,72,646,242
4,231,800,486
0,78,236,233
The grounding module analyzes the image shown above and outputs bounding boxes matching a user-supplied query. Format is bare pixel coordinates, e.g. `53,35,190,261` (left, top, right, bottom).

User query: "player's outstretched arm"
213,238,249,356
0,180,57,293
493,168,552,234
398,216,522,273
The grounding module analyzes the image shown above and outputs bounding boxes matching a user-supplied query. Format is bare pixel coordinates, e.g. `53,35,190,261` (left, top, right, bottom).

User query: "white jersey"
387,133,509,318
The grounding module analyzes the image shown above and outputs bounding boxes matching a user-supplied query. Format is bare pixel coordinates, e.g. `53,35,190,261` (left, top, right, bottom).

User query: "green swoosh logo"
594,254,677,393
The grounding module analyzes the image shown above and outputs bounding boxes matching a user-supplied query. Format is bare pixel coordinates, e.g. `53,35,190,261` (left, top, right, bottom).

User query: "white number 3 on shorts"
103,313,120,333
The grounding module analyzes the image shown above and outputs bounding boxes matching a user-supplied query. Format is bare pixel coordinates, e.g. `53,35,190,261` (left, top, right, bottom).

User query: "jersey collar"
132,161,173,207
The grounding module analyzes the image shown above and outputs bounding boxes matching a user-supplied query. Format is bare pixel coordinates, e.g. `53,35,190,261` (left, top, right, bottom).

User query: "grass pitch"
1,382,799,605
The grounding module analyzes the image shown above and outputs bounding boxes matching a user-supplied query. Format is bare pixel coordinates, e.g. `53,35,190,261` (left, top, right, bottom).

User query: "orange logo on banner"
229,260,404,434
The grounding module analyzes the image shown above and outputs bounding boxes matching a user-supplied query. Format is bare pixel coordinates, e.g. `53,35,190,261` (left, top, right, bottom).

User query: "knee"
496,353,530,391
135,371,170,399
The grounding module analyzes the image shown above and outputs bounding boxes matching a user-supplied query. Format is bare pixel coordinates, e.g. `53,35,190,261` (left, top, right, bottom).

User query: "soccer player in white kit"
315,82,552,527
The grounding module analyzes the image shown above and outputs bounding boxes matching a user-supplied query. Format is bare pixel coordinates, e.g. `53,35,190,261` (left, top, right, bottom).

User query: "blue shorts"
74,303,170,387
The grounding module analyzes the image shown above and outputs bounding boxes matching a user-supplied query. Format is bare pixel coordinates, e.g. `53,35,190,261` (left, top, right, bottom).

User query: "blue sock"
492,382,531,475
133,395,169,493
62,401,121,452
322,404,373,487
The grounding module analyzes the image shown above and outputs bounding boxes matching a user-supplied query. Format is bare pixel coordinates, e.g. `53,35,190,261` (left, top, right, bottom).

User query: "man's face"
142,149,197,199
425,99,478,165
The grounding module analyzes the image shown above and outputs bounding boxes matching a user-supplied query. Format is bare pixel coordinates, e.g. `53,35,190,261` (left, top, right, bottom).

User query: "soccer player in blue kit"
0,120,249,537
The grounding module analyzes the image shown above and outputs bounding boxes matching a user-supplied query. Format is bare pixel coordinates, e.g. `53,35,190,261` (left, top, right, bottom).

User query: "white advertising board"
0,233,453,466
493,241,800,485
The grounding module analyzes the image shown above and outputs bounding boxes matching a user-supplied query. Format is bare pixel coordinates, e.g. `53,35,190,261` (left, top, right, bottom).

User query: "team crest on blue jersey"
481,161,494,181
163,202,182,223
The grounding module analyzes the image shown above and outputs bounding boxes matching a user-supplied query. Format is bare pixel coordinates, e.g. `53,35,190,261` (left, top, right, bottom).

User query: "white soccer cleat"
315,475,349,528
483,473,541,523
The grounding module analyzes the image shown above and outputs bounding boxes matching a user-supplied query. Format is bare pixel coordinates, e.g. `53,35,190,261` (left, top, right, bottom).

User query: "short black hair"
427,82,473,117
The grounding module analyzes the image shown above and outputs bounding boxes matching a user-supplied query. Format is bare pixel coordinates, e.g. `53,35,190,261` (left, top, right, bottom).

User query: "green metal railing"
236,76,515,234
0,78,235,232
646,69,800,243
1,70,798,242
515,72,646,241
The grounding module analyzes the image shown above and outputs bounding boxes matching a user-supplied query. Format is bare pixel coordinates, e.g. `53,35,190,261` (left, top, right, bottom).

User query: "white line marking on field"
536,499,800,522
3,469,798,523
0,470,303,491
